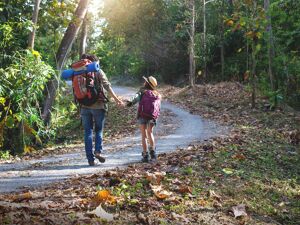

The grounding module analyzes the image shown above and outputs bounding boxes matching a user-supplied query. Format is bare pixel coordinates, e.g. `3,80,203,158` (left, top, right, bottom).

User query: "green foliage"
36,0,77,66
0,50,54,152
0,0,33,67
0,150,10,160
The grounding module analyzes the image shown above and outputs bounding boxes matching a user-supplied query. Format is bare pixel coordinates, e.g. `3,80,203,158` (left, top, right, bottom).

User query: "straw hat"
143,76,158,89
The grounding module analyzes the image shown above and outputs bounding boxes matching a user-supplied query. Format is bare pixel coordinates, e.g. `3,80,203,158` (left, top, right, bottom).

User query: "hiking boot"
95,152,105,163
149,147,157,161
88,160,95,166
142,152,149,163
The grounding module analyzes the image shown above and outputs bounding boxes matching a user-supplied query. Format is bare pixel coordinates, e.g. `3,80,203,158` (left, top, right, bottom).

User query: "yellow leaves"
245,31,263,40
225,19,234,26
256,32,262,39
95,190,116,204
0,97,5,105
198,199,208,207
31,50,41,58
245,31,254,38
24,123,42,145
24,145,35,154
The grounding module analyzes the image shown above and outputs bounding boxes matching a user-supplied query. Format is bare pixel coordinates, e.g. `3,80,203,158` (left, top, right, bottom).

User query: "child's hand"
125,100,133,107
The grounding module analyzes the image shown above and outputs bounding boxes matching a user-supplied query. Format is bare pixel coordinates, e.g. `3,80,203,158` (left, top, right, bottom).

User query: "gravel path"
0,87,228,193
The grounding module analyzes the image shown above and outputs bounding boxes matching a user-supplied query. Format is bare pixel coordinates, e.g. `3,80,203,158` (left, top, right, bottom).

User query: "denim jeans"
80,108,106,162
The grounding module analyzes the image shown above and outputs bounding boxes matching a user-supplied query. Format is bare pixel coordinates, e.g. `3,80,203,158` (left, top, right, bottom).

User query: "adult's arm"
100,70,124,106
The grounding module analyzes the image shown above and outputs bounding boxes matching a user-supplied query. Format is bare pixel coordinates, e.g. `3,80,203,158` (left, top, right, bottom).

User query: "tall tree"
189,0,196,87
264,0,275,95
220,0,225,80
28,0,41,49
42,0,90,124
79,13,88,58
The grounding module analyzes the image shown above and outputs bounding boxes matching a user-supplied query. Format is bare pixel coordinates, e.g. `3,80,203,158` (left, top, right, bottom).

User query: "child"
127,76,161,162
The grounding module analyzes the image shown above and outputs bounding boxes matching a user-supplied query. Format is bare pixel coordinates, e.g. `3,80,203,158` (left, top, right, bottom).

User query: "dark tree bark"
28,0,41,49
42,0,90,124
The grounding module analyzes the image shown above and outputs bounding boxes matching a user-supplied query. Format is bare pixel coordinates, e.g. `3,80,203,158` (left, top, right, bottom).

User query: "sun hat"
143,76,158,89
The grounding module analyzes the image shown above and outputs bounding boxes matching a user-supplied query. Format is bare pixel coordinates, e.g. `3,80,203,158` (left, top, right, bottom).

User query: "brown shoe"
88,160,95,166
95,152,105,163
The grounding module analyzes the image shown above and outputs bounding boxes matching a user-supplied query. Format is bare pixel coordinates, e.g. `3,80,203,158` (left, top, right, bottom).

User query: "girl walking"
127,76,161,162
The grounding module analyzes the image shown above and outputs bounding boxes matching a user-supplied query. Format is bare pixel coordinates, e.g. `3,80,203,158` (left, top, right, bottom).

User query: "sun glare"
89,0,103,15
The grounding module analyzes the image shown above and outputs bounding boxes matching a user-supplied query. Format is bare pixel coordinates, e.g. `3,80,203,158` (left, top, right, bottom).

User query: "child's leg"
146,123,155,149
139,124,148,153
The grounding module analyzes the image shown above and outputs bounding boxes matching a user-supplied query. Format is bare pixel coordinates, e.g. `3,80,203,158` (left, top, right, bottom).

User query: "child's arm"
127,88,144,107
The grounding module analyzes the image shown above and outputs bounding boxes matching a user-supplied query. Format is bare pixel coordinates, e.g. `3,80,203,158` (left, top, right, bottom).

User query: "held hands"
115,98,125,107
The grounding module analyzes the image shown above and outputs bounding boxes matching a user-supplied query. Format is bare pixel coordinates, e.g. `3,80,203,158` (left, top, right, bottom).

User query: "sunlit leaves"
95,190,116,204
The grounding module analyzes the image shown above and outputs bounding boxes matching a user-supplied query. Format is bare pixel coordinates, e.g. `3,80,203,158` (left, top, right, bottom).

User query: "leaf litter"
0,82,299,224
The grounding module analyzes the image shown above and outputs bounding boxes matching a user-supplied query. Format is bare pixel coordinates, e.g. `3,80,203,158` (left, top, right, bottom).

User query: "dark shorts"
138,117,157,126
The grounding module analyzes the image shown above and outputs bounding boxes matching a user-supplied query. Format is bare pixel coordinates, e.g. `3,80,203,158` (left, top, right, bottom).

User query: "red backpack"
71,59,107,106
138,90,161,120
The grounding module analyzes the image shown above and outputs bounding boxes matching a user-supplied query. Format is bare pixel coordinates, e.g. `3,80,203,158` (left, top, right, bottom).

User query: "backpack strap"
95,71,110,103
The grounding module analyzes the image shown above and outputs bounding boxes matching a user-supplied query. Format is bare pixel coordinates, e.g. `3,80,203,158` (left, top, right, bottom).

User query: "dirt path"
0,87,228,193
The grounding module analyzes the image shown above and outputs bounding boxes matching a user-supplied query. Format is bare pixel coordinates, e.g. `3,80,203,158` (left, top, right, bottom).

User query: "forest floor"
0,82,299,225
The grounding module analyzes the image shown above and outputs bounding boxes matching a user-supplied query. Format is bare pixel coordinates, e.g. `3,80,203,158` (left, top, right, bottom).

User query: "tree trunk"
264,0,276,95
251,41,257,108
42,0,90,124
189,0,196,87
28,0,41,49
203,0,207,80
79,13,88,58
220,0,225,81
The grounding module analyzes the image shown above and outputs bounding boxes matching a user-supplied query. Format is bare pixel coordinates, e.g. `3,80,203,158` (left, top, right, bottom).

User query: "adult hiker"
76,53,124,166
126,76,161,162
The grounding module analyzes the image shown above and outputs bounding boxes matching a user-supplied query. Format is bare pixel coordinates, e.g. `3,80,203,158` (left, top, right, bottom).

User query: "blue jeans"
80,108,106,162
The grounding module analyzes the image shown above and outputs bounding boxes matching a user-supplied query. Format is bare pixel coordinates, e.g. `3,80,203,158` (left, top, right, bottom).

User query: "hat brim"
142,76,156,89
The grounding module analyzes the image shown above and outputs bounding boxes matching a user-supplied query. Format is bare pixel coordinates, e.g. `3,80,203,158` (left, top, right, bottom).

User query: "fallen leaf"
153,210,167,218
12,191,32,202
232,204,248,218
150,185,172,200
208,190,222,201
95,190,116,204
178,185,193,194
198,199,208,207
232,154,246,160
146,172,165,185
222,168,234,175
87,204,114,221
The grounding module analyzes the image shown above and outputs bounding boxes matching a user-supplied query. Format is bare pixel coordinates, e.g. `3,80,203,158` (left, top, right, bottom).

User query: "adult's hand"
116,98,125,107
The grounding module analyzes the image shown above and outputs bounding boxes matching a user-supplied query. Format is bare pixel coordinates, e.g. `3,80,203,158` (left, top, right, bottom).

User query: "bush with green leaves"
0,50,55,153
